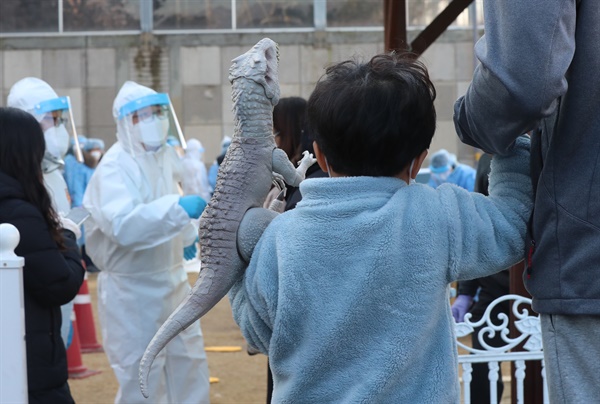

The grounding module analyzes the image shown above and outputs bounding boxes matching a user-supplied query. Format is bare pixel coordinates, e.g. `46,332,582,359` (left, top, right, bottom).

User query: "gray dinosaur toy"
139,38,316,397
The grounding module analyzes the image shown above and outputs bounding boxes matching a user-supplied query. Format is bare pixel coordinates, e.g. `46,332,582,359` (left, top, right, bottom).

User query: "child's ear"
313,141,329,173
411,149,429,179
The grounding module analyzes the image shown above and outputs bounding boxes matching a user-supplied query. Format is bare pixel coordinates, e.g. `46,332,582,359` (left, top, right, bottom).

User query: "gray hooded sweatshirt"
454,0,600,315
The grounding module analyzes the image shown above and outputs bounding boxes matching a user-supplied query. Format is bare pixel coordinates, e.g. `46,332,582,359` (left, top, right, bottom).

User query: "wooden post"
409,0,473,56
384,0,407,52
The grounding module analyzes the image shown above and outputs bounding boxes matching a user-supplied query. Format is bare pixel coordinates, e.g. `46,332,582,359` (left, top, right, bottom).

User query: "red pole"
66,311,102,379
73,272,103,353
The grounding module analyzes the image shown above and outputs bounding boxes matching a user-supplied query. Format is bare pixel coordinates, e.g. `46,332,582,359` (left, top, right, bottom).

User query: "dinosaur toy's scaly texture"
139,38,315,398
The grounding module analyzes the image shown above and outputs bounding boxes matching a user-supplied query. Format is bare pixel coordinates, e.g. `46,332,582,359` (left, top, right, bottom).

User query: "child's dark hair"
307,53,436,177
0,107,65,249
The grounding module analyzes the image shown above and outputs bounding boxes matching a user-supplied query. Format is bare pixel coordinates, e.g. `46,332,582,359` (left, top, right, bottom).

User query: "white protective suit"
7,77,76,348
181,138,212,202
82,82,210,404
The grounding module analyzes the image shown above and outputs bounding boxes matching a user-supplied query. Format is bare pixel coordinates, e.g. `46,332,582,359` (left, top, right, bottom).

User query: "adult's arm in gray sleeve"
454,0,576,155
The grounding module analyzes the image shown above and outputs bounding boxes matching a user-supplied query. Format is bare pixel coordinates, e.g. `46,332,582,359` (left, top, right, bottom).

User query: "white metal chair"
455,294,549,404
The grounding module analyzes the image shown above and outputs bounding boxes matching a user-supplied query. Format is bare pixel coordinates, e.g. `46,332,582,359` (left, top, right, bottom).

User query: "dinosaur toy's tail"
139,292,201,398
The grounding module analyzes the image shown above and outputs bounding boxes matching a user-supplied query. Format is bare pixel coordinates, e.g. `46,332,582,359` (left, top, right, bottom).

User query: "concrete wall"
0,29,480,166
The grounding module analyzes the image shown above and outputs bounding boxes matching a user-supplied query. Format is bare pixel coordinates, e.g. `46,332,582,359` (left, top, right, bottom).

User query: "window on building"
408,0,483,28
236,0,313,29
63,0,141,31
0,0,59,33
327,0,383,28
0,0,485,35
153,0,232,30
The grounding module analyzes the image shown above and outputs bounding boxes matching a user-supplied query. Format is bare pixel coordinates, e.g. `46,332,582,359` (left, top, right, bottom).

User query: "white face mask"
134,118,169,151
408,159,416,185
325,157,331,177
44,124,70,159
431,170,451,187
90,150,103,161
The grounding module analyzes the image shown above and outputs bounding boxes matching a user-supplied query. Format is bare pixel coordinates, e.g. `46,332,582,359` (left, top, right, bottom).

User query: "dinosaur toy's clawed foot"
268,190,286,213
272,172,286,192
297,150,317,176
272,148,316,187
237,207,280,263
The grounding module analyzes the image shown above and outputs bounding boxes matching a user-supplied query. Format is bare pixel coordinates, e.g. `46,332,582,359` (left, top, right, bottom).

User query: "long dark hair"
273,97,307,166
0,107,64,248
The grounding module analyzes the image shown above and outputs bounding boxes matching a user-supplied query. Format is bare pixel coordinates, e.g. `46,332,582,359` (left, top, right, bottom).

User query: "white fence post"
0,223,28,402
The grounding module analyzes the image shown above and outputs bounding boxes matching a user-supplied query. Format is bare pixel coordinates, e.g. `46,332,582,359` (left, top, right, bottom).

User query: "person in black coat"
284,121,328,211
0,107,85,403
265,100,327,402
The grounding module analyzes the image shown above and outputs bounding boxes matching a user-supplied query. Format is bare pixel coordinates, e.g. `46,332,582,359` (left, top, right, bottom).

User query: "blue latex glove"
451,294,474,323
178,195,207,219
183,239,198,261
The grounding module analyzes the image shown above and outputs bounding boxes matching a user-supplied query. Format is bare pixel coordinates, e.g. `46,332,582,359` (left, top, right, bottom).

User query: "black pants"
29,382,74,404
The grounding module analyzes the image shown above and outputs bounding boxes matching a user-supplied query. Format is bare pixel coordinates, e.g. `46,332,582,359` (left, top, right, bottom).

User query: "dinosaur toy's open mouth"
227,38,279,104
265,74,275,87
264,46,278,89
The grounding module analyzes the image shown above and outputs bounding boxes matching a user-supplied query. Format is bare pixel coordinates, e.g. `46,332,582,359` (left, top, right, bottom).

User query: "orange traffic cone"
67,311,101,379
73,272,103,353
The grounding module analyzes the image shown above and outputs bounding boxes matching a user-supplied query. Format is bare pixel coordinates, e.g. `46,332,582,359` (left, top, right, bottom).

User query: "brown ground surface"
69,272,268,404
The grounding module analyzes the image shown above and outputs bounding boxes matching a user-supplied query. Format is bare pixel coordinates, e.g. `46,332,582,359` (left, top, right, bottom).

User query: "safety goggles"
132,104,169,124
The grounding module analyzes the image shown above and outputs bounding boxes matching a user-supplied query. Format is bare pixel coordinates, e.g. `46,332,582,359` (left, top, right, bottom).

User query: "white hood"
7,77,59,122
8,77,70,163
184,138,205,162
113,81,157,156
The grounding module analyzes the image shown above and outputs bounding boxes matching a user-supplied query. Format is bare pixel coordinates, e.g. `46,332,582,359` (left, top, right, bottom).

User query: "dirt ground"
69,271,268,404
69,273,511,404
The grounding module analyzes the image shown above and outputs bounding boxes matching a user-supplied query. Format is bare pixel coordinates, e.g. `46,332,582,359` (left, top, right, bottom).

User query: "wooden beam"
384,0,407,52
410,0,473,56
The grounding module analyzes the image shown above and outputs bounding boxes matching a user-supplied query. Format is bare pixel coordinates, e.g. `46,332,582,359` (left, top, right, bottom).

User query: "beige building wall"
0,29,480,167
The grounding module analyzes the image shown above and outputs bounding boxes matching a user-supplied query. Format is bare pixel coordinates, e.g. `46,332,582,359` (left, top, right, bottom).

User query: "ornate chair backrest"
455,294,549,404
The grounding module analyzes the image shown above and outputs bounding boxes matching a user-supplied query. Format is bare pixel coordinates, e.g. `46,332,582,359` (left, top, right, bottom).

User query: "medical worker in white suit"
7,77,83,349
181,138,212,202
83,81,209,403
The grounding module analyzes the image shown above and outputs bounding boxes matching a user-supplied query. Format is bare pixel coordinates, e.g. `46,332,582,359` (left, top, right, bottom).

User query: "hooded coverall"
83,81,210,403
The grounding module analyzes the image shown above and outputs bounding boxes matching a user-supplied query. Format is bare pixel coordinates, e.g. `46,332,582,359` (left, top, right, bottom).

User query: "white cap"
222,136,232,147
186,138,205,153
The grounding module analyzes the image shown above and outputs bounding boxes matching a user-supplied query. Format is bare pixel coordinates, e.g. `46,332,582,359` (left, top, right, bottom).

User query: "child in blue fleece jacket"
229,53,532,403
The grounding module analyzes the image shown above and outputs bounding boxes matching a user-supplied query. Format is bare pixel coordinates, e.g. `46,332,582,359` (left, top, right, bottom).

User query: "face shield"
118,93,186,156
33,96,83,162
